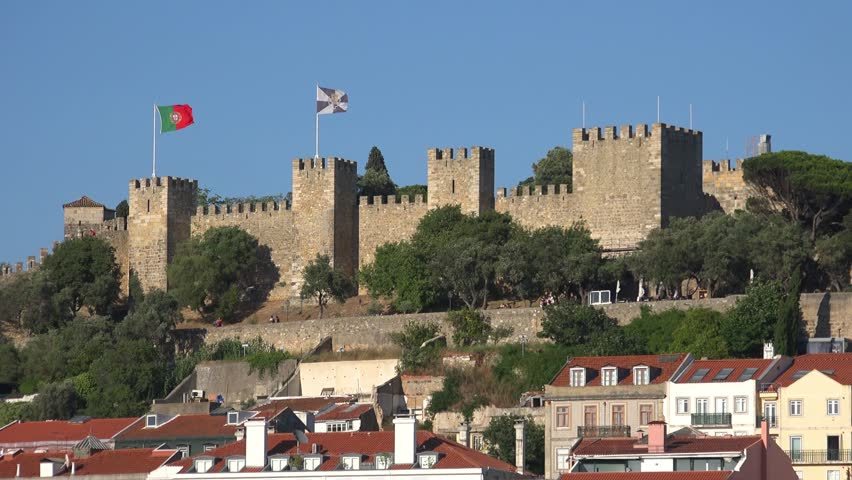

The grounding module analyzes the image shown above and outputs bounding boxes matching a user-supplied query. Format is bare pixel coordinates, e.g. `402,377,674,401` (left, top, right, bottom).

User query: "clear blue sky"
1,1,850,264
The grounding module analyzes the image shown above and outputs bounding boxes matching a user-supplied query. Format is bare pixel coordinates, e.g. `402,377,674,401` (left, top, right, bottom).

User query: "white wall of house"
313,418,362,433
665,380,760,435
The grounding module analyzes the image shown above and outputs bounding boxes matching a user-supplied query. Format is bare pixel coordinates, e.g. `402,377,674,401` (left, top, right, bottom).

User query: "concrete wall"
298,359,398,397
192,359,298,407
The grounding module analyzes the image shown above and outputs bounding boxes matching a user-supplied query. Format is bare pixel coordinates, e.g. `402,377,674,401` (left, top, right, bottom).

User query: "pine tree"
773,269,802,356
366,146,388,174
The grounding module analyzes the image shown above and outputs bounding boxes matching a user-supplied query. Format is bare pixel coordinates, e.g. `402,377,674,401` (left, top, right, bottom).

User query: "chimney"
763,342,775,359
458,422,470,448
758,134,772,154
647,421,667,454
761,419,769,448
514,419,525,475
244,418,267,468
393,415,416,465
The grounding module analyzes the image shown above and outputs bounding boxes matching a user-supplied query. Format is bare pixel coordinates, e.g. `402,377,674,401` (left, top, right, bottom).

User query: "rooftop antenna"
656,96,660,123
689,104,693,130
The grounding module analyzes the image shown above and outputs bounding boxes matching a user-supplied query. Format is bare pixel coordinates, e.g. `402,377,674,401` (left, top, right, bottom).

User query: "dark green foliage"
743,151,851,240
360,242,437,313
86,339,168,417
0,339,20,386
42,237,120,317
585,328,647,356
115,290,182,361
389,321,442,372
445,308,510,346
168,227,274,321
28,380,80,420
115,200,129,218
815,213,852,291
519,146,573,192
0,401,31,425
366,146,389,174
537,304,617,346
492,343,570,395
774,269,803,356
196,187,288,208
670,308,729,359
300,254,356,319
359,146,397,198
396,184,427,202
720,281,783,357
623,307,682,354
483,415,545,475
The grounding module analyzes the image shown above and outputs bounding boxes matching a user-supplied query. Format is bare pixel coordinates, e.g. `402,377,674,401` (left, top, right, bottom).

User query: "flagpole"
152,104,157,177
315,112,319,159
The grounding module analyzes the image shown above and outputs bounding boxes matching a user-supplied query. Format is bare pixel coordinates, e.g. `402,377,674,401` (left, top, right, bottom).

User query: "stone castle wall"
357,195,428,268
702,159,751,213
427,147,495,215
495,184,580,232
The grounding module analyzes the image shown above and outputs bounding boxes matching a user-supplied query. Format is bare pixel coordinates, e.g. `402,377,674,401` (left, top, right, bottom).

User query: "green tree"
359,146,396,198
168,227,266,321
42,237,120,316
774,269,803,356
492,343,570,395
360,241,437,313
115,290,182,360
482,415,545,475
366,146,389,174
86,339,169,417
0,402,31,425
519,147,573,192
624,307,683,354
396,184,427,201
446,308,506,346
815,213,852,291
29,380,80,420
0,339,19,386
300,254,355,319
115,200,129,218
670,308,729,359
720,281,783,357
537,304,617,346
743,151,851,240
389,321,442,372
585,328,647,356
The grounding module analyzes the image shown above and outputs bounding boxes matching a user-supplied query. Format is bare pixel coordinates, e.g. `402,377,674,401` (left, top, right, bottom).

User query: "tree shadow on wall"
813,291,832,338
234,244,279,320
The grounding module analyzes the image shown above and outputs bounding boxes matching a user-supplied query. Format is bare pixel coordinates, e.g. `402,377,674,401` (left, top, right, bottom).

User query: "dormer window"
570,367,586,387
269,456,289,472
227,411,240,425
146,414,158,428
225,456,245,472
633,366,650,385
193,457,214,473
417,452,439,469
303,455,322,471
602,367,618,386
375,453,392,470
341,454,361,470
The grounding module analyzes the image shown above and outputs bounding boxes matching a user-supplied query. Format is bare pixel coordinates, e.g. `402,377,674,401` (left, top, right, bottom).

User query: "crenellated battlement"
0,246,52,278
130,176,199,190
293,156,358,173
194,201,292,217
703,159,744,175
496,184,571,199
573,123,701,143
427,146,495,162
358,194,426,207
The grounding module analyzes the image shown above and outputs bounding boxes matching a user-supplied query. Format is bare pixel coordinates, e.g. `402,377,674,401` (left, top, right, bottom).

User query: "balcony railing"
785,450,852,464
756,415,777,428
690,413,732,427
577,425,631,438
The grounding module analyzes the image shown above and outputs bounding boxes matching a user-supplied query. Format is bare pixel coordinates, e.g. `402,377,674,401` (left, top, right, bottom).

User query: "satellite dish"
294,430,309,444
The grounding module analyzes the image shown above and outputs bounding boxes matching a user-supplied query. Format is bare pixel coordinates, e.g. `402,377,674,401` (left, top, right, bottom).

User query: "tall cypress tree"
366,146,388,174
773,268,802,356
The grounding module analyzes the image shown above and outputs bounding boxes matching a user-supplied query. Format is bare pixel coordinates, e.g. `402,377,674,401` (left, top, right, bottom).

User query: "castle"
2,122,761,299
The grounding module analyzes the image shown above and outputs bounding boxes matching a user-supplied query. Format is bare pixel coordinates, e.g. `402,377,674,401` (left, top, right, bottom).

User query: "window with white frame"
303,455,321,471
269,457,289,472
734,396,748,413
145,415,158,428
341,455,360,470
194,458,213,473
417,453,438,469
789,400,803,416
327,420,353,432
633,366,650,385
827,470,840,480
676,398,690,414
602,367,618,386
227,411,240,425
226,457,245,472
176,445,189,459
472,434,483,451
375,454,391,470
828,399,840,416
555,405,571,428
570,368,586,387
696,398,709,414
555,448,571,471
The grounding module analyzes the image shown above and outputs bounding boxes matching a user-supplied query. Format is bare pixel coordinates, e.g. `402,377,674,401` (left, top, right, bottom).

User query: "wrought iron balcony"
785,449,852,464
690,413,732,427
577,425,631,438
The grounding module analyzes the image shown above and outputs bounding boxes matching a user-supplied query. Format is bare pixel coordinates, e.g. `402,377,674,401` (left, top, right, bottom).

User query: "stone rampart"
358,195,428,268
702,159,751,213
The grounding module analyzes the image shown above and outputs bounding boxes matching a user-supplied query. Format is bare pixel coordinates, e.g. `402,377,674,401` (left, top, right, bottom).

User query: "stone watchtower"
128,176,198,291
291,156,359,282
427,146,495,215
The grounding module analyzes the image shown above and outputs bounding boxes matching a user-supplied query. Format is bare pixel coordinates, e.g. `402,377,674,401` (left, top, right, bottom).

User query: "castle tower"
572,124,703,250
128,176,198,292
427,146,495,215
291,156,359,291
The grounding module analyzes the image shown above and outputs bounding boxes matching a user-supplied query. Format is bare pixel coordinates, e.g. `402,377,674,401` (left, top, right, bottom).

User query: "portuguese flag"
157,104,194,133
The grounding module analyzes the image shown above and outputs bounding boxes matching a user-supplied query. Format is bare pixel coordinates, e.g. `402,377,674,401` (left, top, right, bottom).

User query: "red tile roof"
561,472,731,480
171,431,516,473
0,418,138,445
572,435,760,456
117,415,238,441
551,354,688,387
0,448,178,478
674,358,773,384
315,404,373,422
62,196,106,208
773,353,852,387
253,397,352,416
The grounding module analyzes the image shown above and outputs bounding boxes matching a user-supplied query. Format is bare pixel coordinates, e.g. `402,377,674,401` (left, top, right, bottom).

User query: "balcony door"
611,405,625,426
789,436,802,462
827,435,840,461
764,402,777,427
715,397,728,413
584,406,597,427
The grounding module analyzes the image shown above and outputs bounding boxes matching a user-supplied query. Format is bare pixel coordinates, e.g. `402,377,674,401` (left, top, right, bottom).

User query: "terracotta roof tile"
551,354,688,387
572,435,760,456
254,397,352,416
0,448,178,478
315,404,373,422
170,431,516,473
62,196,106,208
773,353,852,387
0,418,138,445
674,358,773,384
117,415,237,441
561,472,731,480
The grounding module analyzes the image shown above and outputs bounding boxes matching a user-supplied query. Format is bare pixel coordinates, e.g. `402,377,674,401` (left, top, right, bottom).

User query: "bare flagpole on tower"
152,104,157,177
315,84,320,159
689,104,693,129
656,96,660,123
